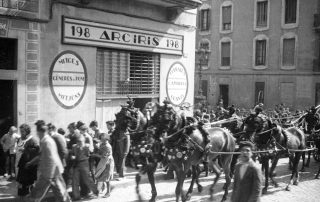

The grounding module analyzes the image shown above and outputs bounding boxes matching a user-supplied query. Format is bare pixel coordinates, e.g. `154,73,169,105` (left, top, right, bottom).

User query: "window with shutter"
256,1,268,27
222,6,232,31
221,42,231,66
200,9,210,31
282,38,295,66
285,0,297,24
255,40,266,66
96,49,160,99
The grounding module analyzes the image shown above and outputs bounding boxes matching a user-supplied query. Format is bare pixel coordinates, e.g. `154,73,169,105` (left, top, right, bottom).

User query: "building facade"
0,0,200,134
195,0,320,111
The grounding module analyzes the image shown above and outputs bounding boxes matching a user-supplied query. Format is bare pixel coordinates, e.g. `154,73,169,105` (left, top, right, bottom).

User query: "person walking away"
231,141,262,202
89,120,103,177
27,120,70,202
70,131,98,200
92,133,114,198
47,123,68,171
16,123,40,197
0,126,20,180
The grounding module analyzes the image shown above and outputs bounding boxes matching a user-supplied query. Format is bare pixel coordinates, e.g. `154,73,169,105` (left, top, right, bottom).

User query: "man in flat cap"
231,141,262,202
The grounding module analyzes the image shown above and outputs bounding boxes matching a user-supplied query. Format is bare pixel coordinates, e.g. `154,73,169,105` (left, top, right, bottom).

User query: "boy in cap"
231,141,262,202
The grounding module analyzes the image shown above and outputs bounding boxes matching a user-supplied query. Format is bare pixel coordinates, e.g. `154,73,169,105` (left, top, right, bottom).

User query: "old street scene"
0,0,320,202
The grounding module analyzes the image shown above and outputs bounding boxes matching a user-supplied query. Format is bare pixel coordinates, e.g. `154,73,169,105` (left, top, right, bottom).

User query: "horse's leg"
269,154,280,187
147,164,157,202
221,155,233,202
185,165,197,201
293,152,302,186
300,152,306,172
209,160,221,201
315,166,320,179
195,165,203,193
135,173,143,202
175,168,186,202
306,150,311,167
230,154,238,178
262,157,269,194
286,154,296,191
203,161,209,177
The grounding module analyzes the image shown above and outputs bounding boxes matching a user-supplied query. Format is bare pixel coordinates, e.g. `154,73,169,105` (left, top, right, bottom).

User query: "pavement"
1,158,320,202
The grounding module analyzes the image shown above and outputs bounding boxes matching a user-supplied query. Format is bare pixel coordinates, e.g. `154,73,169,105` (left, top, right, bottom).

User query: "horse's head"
244,114,264,133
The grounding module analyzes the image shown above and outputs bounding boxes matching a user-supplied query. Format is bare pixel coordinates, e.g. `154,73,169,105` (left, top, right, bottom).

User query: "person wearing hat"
231,141,262,202
304,106,319,135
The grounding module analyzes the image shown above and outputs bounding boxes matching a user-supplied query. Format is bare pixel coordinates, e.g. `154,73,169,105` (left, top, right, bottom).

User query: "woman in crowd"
16,123,40,197
93,133,114,198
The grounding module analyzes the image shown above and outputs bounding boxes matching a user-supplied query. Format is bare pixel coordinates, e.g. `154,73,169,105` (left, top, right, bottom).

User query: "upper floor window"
285,0,297,24
281,33,297,69
220,1,233,33
222,6,232,31
255,40,266,66
256,0,268,28
198,39,211,68
282,0,299,28
221,42,231,67
200,9,210,31
253,35,268,69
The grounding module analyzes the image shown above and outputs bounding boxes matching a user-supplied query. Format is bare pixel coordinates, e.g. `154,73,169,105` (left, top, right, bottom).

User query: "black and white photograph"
0,0,320,201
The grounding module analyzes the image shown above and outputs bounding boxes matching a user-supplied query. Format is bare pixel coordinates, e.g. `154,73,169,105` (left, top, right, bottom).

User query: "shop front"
0,0,200,132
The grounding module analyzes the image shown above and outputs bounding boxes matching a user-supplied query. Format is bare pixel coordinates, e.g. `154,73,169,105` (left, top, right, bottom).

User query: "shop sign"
0,18,8,37
49,51,87,109
62,17,183,55
166,62,188,106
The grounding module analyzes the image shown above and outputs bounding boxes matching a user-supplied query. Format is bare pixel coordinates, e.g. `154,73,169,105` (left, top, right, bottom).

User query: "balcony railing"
0,0,39,13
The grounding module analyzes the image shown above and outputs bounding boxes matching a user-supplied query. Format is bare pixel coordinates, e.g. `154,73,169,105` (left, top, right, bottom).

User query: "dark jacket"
110,129,130,157
231,161,262,202
51,132,68,167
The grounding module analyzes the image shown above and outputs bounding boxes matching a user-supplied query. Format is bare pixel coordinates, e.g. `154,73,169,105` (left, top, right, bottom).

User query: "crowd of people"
0,119,125,201
0,101,318,201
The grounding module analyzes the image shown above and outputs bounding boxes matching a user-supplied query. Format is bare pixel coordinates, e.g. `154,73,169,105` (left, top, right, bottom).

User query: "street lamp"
195,48,210,109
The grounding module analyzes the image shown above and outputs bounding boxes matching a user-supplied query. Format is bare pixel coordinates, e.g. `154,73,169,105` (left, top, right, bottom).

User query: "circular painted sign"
166,62,188,106
49,51,87,109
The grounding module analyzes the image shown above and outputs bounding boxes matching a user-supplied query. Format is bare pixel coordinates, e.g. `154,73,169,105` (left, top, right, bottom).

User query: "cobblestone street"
1,158,319,202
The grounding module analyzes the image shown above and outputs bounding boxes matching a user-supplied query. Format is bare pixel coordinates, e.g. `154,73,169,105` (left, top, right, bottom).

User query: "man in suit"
231,141,262,202
27,120,70,202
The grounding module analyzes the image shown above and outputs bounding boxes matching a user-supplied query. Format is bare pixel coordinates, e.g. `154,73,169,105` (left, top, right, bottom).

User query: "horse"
246,114,306,193
114,101,162,202
151,101,235,202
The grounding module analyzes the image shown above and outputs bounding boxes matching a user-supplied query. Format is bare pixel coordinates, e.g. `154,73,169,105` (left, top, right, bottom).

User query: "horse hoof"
197,185,203,193
262,188,268,195
149,198,156,202
285,186,291,191
293,181,299,186
274,183,279,188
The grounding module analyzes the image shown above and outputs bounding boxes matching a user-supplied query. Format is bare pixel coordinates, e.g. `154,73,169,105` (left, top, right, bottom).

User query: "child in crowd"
92,133,114,198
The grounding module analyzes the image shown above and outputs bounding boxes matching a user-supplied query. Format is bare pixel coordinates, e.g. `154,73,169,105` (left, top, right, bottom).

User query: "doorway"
316,83,320,106
0,80,16,175
255,82,265,105
219,84,229,108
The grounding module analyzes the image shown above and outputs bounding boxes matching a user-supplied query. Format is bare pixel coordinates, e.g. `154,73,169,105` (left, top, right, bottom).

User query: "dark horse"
114,101,162,202
245,114,306,193
151,101,235,202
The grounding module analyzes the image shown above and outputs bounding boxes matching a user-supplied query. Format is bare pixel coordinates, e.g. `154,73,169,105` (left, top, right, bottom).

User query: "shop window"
221,41,231,67
256,0,268,28
0,38,17,70
96,49,160,98
285,0,297,24
199,9,210,31
254,39,267,67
